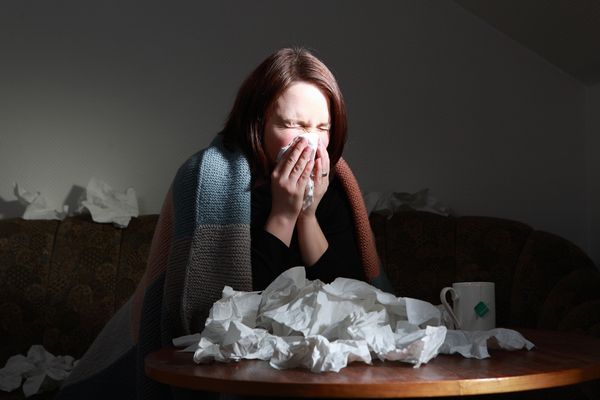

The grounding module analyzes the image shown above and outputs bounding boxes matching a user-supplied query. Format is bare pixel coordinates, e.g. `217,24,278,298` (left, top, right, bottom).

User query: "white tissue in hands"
276,133,319,210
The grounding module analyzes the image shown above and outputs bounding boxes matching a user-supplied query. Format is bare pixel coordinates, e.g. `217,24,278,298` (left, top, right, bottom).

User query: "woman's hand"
265,137,314,246
301,140,330,218
296,140,330,266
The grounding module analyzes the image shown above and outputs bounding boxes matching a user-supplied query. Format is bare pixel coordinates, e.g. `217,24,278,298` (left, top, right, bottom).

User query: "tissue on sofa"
80,177,138,228
0,345,77,397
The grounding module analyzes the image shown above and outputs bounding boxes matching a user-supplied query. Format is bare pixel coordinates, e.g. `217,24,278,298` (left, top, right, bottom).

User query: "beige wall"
0,0,590,257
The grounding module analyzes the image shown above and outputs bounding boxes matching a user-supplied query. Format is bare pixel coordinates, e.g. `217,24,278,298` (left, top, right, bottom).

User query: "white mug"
440,282,495,331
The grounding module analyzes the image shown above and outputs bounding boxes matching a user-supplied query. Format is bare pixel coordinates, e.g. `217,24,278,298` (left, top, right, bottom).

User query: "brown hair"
220,47,348,179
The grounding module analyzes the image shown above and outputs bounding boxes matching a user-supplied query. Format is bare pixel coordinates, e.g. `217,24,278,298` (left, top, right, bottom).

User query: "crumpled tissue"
0,345,77,397
80,177,138,228
364,189,453,218
13,183,68,220
175,267,534,373
176,267,447,371
276,133,319,210
441,328,534,359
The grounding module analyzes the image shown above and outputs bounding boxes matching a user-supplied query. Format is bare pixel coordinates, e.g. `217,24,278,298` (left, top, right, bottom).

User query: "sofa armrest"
510,230,600,335
538,268,600,336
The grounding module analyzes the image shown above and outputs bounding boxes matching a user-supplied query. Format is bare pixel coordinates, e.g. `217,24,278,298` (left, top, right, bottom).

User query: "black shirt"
251,176,366,291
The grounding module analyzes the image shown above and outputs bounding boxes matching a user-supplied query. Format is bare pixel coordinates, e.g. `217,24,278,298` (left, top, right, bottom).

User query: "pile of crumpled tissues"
0,345,77,397
174,267,534,373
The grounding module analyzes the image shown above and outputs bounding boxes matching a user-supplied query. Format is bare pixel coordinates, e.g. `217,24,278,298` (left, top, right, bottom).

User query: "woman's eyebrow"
272,113,330,127
276,118,305,126
271,115,296,124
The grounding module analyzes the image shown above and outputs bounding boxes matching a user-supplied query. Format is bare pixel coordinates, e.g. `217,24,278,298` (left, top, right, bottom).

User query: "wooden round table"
145,329,600,398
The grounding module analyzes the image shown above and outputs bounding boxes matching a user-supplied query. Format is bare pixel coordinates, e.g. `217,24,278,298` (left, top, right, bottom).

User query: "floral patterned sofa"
0,214,157,399
1,211,599,399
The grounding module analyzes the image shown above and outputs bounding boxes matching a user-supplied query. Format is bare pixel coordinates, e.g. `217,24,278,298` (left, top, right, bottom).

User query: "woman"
56,47,390,400
220,47,375,291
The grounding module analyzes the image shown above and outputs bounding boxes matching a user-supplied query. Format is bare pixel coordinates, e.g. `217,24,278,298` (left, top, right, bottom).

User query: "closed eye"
278,122,300,129
283,122,302,129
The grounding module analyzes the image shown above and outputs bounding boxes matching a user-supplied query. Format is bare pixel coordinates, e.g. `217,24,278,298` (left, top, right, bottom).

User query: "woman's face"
263,81,331,167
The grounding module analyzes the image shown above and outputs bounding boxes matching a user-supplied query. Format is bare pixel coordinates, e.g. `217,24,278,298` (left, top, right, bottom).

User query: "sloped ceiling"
453,0,600,86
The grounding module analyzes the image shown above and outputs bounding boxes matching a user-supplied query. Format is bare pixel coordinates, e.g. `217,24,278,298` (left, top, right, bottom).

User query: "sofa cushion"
0,219,59,366
371,211,457,305
43,215,122,360
455,216,532,327
511,230,599,332
539,268,600,334
114,215,159,311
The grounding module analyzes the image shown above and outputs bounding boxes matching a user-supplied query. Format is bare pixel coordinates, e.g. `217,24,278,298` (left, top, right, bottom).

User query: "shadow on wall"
0,197,26,219
63,185,86,214
0,185,86,220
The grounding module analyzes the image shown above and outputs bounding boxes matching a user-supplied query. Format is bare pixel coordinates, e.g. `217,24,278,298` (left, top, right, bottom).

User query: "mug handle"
440,287,461,330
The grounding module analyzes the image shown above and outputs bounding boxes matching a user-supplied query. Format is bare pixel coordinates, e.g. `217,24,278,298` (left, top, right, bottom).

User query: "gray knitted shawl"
56,135,390,399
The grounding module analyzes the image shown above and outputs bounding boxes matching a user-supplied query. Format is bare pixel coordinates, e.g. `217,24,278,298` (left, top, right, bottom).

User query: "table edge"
145,329,600,398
